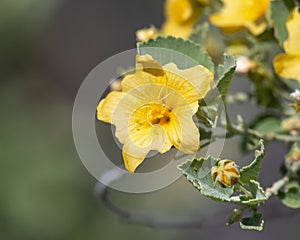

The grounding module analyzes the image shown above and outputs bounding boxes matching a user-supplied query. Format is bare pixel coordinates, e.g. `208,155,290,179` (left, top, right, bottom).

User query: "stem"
229,123,300,143
265,176,289,198
235,182,253,198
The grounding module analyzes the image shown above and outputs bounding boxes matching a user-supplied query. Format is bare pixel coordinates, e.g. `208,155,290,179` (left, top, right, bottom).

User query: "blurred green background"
0,0,299,239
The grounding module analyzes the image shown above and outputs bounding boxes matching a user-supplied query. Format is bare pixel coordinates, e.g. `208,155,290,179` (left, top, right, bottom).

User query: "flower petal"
243,20,267,36
163,104,200,154
161,0,201,38
122,125,172,172
210,0,269,35
97,91,126,123
284,7,300,54
161,21,194,39
165,0,193,24
273,53,300,82
121,56,166,92
113,84,174,144
163,62,213,103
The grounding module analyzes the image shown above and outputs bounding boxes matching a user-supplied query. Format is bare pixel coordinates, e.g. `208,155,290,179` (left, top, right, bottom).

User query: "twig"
229,123,300,143
265,176,289,198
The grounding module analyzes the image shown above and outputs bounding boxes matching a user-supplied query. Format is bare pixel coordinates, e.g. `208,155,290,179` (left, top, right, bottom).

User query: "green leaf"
240,213,264,231
269,0,295,46
278,181,300,209
196,103,219,127
241,180,268,205
254,117,283,134
241,115,282,152
216,54,236,101
178,156,234,202
138,36,214,72
282,78,300,91
197,54,236,127
240,140,265,185
189,22,209,46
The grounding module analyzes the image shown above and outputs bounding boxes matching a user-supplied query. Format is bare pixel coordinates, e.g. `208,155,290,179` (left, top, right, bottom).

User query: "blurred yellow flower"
273,8,300,83
210,0,270,36
97,55,213,172
162,0,205,38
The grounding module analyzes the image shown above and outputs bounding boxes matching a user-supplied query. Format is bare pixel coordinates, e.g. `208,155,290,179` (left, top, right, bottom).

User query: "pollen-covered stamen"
147,104,171,126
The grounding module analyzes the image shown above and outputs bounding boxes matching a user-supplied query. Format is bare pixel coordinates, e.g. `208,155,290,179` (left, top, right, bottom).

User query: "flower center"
147,104,171,126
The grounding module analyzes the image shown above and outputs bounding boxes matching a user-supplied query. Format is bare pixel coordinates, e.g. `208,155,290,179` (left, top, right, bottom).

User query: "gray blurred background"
0,0,299,239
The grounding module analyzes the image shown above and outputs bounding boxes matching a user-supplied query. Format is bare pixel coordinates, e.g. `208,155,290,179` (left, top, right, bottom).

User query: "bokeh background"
1,0,299,239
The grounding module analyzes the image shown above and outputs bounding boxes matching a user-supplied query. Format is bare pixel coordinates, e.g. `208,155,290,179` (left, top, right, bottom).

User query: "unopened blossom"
282,117,300,132
235,56,257,74
290,89,300,101
136,26,158,42
97,55,213,172
212,160,240,188
285,143,300,172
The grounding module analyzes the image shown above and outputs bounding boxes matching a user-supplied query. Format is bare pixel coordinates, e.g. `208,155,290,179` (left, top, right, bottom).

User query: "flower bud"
110,80,122,92
235,56,256,74
290,90,300,112
136,27,158,42
211,160,240,188
226,208,243,226
281,116,300,132
290,89,300,101
285,143,300,173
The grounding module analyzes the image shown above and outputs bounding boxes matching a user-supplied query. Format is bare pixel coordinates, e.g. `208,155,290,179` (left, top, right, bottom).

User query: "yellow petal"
164,0,193,24
161,21,194,39
284,7,300,54
112,84,175,144
163,62,213,102
210,0,269,35
122,125,172,172
122,151,144,173
97,91,125,123
190,101,199,114
243,20,267,36
273,53,300,82
136,55,165,77
121,55,166,92
162,0,202,38
122,55,213,104
163,104,200,154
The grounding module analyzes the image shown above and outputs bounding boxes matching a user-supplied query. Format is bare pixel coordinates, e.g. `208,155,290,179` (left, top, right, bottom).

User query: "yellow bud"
211,160,240,188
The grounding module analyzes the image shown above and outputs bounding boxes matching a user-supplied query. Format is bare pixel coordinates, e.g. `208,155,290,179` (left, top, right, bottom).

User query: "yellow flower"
210,0,270,36
162,0,205,38
97,55,213,172
273,8,300,83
